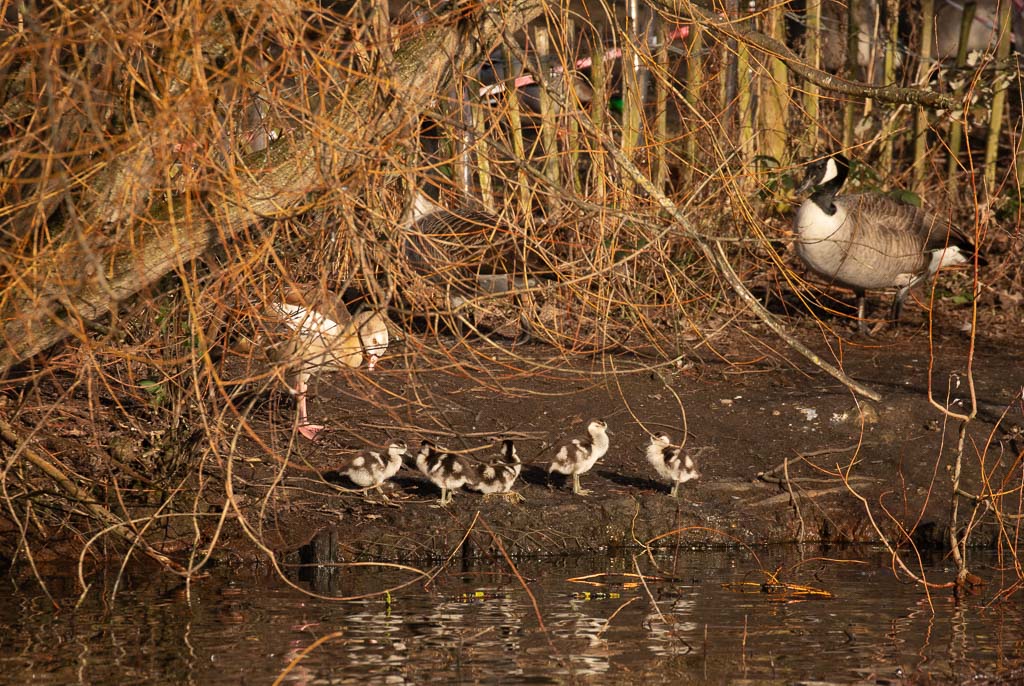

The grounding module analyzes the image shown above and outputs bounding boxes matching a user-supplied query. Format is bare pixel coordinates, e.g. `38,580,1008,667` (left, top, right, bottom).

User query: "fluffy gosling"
645,433,702,497
548,420,610,496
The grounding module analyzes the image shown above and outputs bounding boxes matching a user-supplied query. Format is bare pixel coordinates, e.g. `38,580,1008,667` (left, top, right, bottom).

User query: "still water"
1,547,1021,684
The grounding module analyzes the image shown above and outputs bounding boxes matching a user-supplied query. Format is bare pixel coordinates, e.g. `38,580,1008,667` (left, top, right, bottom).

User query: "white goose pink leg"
293,375,324,440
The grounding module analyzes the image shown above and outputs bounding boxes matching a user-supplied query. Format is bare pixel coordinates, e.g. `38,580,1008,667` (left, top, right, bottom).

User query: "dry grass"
0,0,1020,597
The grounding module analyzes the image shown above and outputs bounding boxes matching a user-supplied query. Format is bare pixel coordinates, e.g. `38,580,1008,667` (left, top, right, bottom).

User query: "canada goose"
403,190,548,339
242,287,390,439
645,433,701,498
548,419,610,496
794,152,983,332
415,440,477,505
468,439,522,497
339,441,408,500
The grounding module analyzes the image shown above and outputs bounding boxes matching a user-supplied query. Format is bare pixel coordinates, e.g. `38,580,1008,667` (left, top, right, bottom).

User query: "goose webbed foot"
571,474,591,496
483,491,525,504
298,423,325,440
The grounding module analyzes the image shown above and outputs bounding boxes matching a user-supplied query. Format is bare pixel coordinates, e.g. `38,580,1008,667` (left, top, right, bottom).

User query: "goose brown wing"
922,214,984,264
254,312,305,367
843,194,929,239
407,209,507,270
846,194,978,257
838,194,941,269
281,286,351,328
407,208,550,277
260,289,353,364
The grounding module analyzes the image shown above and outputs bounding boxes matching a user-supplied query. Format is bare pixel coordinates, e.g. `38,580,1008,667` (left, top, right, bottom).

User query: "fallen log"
0,3,544,374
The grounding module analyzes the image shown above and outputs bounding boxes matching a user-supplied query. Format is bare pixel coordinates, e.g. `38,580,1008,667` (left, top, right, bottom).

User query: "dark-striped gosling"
469,439,523,502
340,441,408,500
645,433,701,497
415,440,476,506
548,420,609,496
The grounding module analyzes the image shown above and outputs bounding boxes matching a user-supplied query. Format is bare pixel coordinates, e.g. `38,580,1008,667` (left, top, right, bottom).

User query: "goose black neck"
810,185,840,216
803,154,849,216
810,157,848,215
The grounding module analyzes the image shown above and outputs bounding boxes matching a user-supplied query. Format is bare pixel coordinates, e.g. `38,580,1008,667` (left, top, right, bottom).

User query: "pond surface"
1,547,1022,684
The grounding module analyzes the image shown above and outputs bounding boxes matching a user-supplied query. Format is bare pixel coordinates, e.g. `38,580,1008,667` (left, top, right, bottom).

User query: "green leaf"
888,189,922,207
752,155,780,170
139,379,162,394
139,378,168,408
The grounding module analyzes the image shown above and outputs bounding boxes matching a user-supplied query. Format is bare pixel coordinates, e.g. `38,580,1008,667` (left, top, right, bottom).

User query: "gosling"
645,433,701,498
548,420,610,496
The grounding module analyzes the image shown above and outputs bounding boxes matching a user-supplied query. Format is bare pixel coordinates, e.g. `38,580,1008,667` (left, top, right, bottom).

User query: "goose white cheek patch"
819,157,839,184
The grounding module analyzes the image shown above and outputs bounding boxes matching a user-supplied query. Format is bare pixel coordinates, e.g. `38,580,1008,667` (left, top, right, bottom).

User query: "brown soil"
209,312,1024,567
4,306,1022,572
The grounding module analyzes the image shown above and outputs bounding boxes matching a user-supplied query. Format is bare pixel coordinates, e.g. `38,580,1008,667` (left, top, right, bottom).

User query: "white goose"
241,287,390,439
794,152,984,333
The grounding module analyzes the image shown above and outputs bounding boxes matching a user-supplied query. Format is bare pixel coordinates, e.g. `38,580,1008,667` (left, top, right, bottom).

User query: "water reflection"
549,612,611,676
0,549,1022,684
645,597,700,657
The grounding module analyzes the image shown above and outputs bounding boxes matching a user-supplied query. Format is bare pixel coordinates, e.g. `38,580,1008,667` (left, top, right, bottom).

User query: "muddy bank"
5,319,1019,575
208,324,1023,567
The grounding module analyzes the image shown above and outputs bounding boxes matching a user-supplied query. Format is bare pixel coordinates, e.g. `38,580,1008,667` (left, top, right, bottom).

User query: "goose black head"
796,153,850,196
